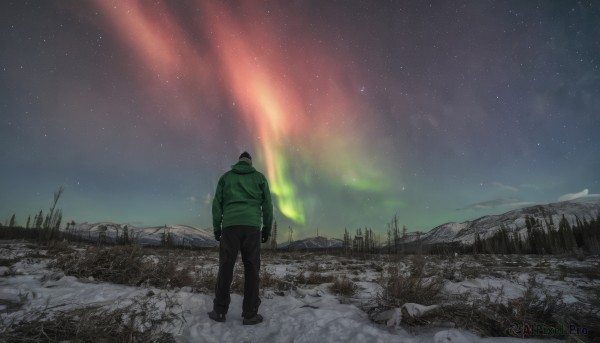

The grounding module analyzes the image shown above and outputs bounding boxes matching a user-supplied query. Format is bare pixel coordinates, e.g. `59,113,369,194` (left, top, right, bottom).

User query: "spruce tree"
98,225,107,245
386,226,391,254
343,228,350,254
122,225,130,244
391,215,399,254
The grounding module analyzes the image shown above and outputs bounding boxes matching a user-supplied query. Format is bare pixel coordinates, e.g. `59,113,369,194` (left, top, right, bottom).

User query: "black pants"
213,225,261,317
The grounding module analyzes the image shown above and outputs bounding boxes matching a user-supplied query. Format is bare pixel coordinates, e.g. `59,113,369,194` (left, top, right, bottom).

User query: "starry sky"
1,1,599,238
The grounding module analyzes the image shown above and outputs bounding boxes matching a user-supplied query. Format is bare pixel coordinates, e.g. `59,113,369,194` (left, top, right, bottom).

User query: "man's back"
212,160,272,230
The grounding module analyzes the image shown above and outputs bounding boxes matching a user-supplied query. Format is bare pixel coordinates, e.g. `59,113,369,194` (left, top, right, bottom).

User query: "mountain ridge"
420,196,600,245
68,197,600,249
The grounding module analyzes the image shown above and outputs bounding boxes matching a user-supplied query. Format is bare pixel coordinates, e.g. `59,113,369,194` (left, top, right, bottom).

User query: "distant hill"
418,197,600,245
278,236,343,250
69,222,344,250
71,222,217,248
67,197,600,250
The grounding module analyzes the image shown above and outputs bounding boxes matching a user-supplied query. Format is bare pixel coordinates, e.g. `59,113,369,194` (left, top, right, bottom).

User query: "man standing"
208,151,273,325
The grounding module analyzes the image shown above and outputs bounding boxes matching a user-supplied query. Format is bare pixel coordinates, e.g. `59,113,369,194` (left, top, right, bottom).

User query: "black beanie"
239,151,252,160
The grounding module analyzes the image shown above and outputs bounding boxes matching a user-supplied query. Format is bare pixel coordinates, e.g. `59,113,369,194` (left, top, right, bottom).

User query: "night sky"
1,1,599,238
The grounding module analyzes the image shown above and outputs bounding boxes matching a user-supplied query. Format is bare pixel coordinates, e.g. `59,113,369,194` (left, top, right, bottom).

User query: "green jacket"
212,161,273,235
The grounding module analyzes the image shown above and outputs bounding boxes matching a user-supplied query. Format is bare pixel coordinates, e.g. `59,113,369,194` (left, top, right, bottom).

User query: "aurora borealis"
1,1,599,238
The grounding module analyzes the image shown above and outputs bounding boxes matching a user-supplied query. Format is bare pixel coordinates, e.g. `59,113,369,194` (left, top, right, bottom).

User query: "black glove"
214,230,221,242
261,230,270,243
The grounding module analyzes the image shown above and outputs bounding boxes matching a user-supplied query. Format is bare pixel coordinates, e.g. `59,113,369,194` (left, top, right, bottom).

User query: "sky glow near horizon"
1,1,599,238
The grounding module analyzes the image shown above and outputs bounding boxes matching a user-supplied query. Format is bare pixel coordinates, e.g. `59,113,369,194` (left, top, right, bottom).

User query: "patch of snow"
403,303,439,318
373,307,402,327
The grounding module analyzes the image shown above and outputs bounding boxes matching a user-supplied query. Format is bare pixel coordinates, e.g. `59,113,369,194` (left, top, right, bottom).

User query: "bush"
52,245,193,289
434,273,571,338
193,268,217,293
379,256,444,306
297,271,335,285
330,277,357,297
53,245,144,284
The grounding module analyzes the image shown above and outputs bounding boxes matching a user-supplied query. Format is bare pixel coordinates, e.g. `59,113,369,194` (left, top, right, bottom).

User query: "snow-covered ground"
2,240,596,342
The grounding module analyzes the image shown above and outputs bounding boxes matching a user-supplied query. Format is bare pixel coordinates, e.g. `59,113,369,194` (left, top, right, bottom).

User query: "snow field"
1,241,596,342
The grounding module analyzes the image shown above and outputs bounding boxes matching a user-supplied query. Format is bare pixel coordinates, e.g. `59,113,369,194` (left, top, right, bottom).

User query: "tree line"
0,187,66,242
3,189,599,256
341,212,600,256
467,214,600,255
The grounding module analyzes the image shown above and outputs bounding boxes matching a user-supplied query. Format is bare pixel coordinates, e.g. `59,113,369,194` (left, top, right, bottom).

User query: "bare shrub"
0,258,19,267
259,270,297,293
1,292,182,342
193,268,217,293
53,245,144,284
142,254,193,289
295,269,335,285
306,262,321,272
306,272,334,284
346,264,366,272
260,269,275,288
509,274,568,327
0,292,28,314
559,263,600,280
442,265,460,282
434,273,571,338
378,256,444,307
45,240,74,255
460,262,484,279
330,277,357,297
52,246,192,289
274,274,298,291
369,262,384,272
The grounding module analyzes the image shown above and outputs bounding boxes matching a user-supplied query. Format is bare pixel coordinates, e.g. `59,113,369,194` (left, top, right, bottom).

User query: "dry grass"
52,245,193,289
428,273,573,339
558,263,600,280
192,268,217,293
1,292,182,342
306,262,321,272
330,277,357,297
45,240,75,255
378,256,444,307
260,269,296,292
0,258,19,267
369,262,384,272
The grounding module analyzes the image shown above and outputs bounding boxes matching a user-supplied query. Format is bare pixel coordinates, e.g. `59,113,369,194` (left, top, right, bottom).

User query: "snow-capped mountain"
68,198,599,250
420,197,600,245
278,236,343,250
70,222,217,248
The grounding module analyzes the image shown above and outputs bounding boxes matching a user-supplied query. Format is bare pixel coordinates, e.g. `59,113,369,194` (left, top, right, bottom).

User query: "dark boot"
242,314,263,325
208,311,226,322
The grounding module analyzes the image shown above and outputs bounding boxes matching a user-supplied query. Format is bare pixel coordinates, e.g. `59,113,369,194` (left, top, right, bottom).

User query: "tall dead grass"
330,277,357,297
52,245,193,289
436,273,572,338
1,292,182,342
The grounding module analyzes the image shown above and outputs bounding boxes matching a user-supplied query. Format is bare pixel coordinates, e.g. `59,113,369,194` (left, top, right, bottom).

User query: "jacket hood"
231,161,256,174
